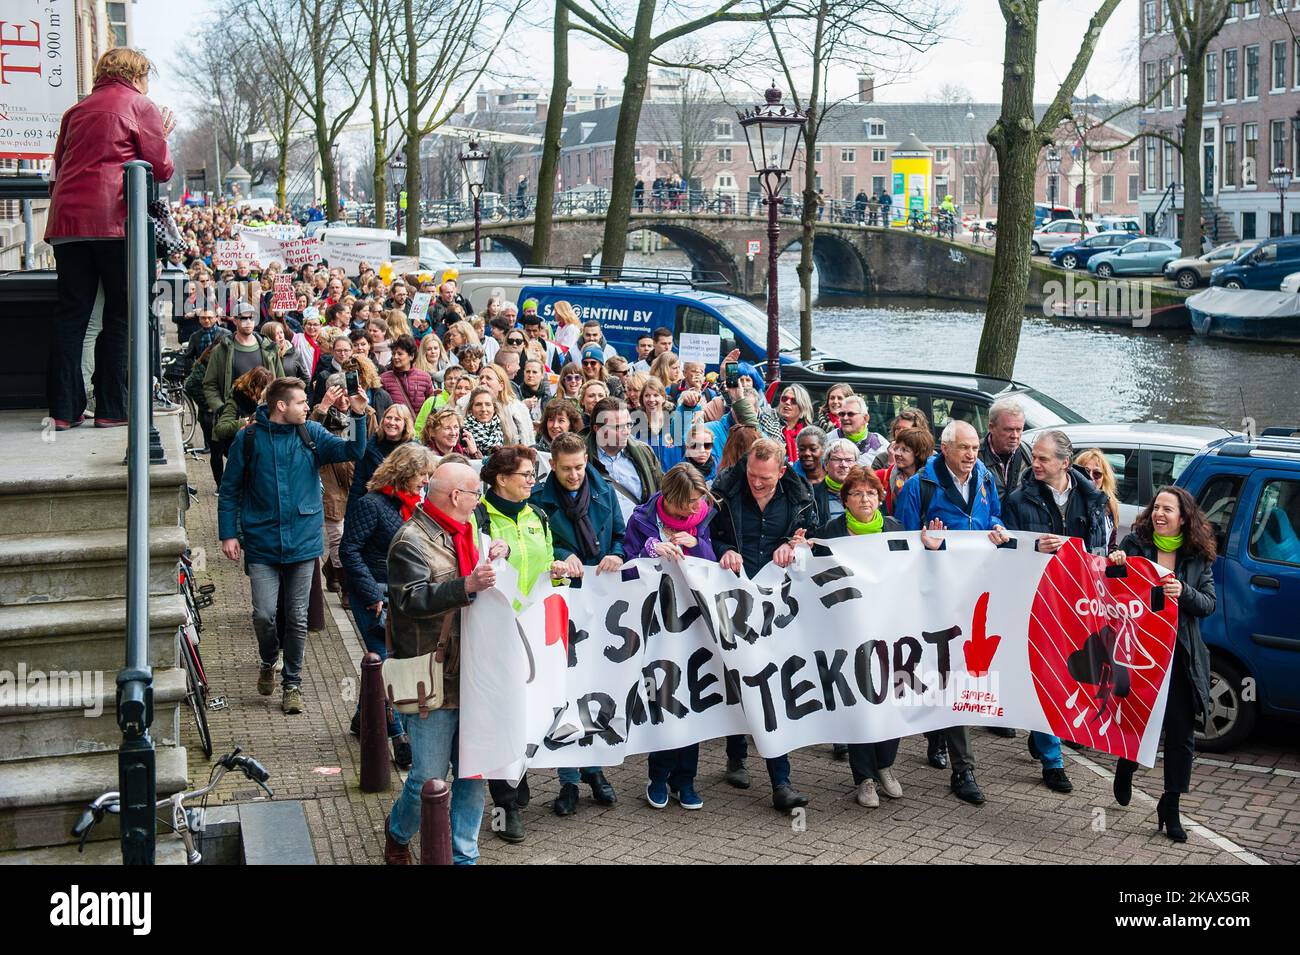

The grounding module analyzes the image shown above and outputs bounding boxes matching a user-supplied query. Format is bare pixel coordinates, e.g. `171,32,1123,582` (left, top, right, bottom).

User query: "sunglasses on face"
507,337,524,345
1087,469,1105,480
779,394,797,403
563,373,583,380
687,441,713,450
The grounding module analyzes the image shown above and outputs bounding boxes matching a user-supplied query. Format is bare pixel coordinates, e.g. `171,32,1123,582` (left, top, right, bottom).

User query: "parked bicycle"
159,348,200,449
969,221,996,247
179,551,217,758
73,748,272,864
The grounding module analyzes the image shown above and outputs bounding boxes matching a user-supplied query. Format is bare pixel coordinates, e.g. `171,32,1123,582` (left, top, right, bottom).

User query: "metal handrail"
118,159,160,864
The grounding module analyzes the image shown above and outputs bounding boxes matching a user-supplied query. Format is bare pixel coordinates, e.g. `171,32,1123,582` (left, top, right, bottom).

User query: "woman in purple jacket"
622,464,716,810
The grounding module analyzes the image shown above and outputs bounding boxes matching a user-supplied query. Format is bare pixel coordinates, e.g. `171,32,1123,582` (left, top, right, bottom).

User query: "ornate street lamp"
1271,164,1292,236
459,139,489,266
738,83,807,384
1046,146,1061,210
387,153,406,232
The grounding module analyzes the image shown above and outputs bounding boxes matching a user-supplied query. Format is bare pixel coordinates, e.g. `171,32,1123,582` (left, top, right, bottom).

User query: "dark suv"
779,358,1086,440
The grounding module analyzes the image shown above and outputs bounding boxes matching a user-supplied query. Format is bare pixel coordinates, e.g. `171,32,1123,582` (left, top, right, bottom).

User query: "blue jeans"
726,735,791,789
557,766,602,785
1031,731,1063,769
387,709,485,865
248,560,314,687
648,745,699,790
347,592,402,737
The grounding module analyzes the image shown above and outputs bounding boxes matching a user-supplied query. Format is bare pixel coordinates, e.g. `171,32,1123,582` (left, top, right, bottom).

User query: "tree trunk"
1181,47,1206,257
976,5,1039,379
532,0,569,264
371,26,387,230
276,93,291,211
403,0,421,254
599,0,656,271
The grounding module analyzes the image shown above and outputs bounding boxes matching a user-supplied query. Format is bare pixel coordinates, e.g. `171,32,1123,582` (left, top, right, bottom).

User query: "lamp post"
459,139,489,266
1271,164,1292,236
1046,146,1061,210
738,83,807,384
388,153,406,233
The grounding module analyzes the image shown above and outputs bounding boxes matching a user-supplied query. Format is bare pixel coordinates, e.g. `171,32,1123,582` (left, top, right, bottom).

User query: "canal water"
476,249,1300,430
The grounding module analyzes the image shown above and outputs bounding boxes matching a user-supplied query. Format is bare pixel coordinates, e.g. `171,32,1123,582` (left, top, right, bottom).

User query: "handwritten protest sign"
678,333,721,367
323,239,390,275
213,240,253,269
459,536,1178,781
281,237,322,269
270,275,297,311
407,292,433,321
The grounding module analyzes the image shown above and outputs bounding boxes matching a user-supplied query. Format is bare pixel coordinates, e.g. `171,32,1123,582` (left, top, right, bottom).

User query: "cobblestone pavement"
180,455,1293,865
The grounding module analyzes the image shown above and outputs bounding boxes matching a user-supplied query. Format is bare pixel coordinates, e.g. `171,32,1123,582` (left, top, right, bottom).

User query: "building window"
1271,211,1283,236
840,149,855,163
1224,125,1238,186
963,174,977,204
1245,123,1259,183
871,148,885,163
1146,140,1159,189
717,147,732,163
962,146,976,163
814,148,822,164
633,148,640,163
1163,143,1174,188
1161,58,1174,108
814,175,822,192
1143,0,1157,33
1292,211,1300,235
1273,40,1287,90
1144,61,1158,107
1101,148,1114,162
1242,211,1257,239
1162,0,1173,29
712,119,733,138
1272,120,1286,169
1130,146,1140,162
871,175,886,196
935,148,949,163
1128,174,1139,201
656,147,673,162
1246,45,1260,98
1225,48,1238,100
1205,52,1218,103
1101,174,1114,203
1244,0,1259,13
107,2,128,46
868,121,885,138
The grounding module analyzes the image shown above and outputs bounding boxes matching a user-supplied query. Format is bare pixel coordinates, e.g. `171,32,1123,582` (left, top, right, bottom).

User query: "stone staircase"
0,410,192,860
1203,198,1238,245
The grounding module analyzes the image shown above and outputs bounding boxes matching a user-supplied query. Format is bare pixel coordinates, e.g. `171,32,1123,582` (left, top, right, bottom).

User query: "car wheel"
1196,655,1258,753
1224,278,1244,289
1096,262,1114,278
1061,253,1079,269
1031,242,1041,255
1176,269,1200,289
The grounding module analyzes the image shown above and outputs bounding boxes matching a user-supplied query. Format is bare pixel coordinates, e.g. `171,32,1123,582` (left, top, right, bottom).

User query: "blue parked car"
1087,237,1181,277
1176,429,1300,751
1209,235,1300,289
1049,231,1137,270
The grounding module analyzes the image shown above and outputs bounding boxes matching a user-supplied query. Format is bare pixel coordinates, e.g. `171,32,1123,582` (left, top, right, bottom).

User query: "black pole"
473,191,482,267
763,171,781,386
119,160,157,865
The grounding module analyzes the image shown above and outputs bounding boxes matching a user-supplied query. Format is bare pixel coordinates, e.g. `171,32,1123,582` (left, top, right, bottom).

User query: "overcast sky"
134,0,1140,122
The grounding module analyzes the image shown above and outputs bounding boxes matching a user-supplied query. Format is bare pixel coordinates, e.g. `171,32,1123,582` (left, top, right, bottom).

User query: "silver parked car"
1163,241,1254,290
1021,423,1236,539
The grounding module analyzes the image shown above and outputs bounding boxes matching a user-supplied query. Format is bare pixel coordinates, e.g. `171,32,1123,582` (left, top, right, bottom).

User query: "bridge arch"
779,229,870,295
450,232,534,266
624,221,741,288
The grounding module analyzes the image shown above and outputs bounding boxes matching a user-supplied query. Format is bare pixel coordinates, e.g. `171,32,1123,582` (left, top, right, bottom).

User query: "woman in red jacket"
45,48,176,430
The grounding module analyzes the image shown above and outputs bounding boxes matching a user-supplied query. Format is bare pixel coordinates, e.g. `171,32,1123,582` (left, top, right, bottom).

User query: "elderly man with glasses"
826,395,889,467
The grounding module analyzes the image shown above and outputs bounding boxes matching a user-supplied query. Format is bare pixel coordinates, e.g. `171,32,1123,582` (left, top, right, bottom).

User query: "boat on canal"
1186,287,1300,344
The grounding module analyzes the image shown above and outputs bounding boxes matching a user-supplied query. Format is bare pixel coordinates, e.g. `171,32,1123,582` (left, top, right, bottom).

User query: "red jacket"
45,77,174,241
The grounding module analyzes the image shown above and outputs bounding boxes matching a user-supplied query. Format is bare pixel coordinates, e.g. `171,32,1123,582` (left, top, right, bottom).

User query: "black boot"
553,783,579,816
1113,759,1136,807
926,734,948,770
1157,793,1187,843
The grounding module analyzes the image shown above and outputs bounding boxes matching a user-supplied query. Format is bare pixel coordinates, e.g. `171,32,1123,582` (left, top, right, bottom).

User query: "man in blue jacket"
894,420,1011,807
529,431,625,818
219,377,369,715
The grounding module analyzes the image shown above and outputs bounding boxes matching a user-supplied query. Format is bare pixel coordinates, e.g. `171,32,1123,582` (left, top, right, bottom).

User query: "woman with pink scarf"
621,464,717,811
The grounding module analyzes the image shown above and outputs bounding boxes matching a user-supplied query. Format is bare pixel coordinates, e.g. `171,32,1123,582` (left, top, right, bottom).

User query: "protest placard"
323,239,390,275
678,332,721,367
281,237,322,269
407,292,433,321
270,275,297,311
213,240,252,270
459,536,1178,781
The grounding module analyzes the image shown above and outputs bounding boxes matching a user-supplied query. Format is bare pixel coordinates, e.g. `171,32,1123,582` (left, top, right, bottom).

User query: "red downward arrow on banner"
963,591,1001,677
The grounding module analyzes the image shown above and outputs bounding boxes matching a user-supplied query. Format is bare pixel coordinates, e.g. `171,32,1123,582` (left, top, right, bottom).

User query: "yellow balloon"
417,271,433,284
439,267,459,286
379,262,394,283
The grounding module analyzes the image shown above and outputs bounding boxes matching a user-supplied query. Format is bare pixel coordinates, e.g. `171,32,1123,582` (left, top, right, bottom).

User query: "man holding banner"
894,420,1010,806
711,439,819,812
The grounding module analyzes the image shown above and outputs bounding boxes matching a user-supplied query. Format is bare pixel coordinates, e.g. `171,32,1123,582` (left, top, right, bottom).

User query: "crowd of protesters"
55,49,1212,865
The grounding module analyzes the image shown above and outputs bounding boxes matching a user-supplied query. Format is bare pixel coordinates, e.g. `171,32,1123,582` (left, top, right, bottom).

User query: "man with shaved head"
382,456,498,865
893,418,1011,809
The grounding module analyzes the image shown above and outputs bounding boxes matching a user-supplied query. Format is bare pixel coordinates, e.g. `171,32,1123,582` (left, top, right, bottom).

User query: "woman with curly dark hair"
1107,485,1216,843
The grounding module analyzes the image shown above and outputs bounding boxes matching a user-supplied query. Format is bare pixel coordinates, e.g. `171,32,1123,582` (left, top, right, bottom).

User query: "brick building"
506,75,1140,220
1138,0,1300,241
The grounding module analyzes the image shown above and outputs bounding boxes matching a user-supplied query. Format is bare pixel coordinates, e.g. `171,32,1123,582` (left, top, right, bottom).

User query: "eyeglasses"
563,373,584,380
687,441,713,450
452,486,482,500
506,337,524,345
1087,469,1105,480
827,455,855,465
510,471,537,482
779,394,798,403
845,490,878,502
840,410,863,418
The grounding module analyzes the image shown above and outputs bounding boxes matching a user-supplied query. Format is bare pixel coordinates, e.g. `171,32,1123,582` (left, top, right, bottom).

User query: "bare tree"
561,0,789,272
393,0,525,251
765,0,949,360
649,67,721,192
976,0,1123,379
533,0,569,264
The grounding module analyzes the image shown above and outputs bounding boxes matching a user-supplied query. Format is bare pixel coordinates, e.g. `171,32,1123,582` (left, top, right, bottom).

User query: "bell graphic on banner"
1092,578,1158,672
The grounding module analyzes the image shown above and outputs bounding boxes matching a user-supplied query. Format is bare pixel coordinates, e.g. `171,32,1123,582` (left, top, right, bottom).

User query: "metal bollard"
419,778,452,865
359,652,391,792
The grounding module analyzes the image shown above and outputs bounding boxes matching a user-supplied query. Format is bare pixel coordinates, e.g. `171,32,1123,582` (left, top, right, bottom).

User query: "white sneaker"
855,779,879,808
877,767,903,799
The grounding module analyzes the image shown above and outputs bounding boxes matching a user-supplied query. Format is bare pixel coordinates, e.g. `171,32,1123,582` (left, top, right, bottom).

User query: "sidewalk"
181,454,1285,865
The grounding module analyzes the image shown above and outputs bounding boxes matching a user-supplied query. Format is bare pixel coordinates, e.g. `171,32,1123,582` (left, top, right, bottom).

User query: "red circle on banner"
1025,539,1179,761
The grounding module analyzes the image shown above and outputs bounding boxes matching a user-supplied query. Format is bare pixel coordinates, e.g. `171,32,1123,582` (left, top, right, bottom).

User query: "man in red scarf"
383,460,496,865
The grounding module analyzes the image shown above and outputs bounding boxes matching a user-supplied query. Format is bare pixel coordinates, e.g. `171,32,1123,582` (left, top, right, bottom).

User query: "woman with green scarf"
812,467,904,808
813,438,858,526
1107,485,1216,844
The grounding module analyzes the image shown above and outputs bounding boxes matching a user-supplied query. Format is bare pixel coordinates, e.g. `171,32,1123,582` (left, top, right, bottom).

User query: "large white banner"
0,1,76,160
322,238,389,274
459,534,1180,781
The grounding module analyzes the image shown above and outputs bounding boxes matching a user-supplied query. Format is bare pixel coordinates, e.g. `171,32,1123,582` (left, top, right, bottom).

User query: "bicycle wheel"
180,628,213,759
180,394,199,446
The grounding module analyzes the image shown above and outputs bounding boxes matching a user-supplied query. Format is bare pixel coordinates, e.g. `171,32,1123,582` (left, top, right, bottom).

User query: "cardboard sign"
281,237,322,269
324,238,390,275
270,275,297,311
407,292,433,321
678,332,721,367
213,240,252,269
